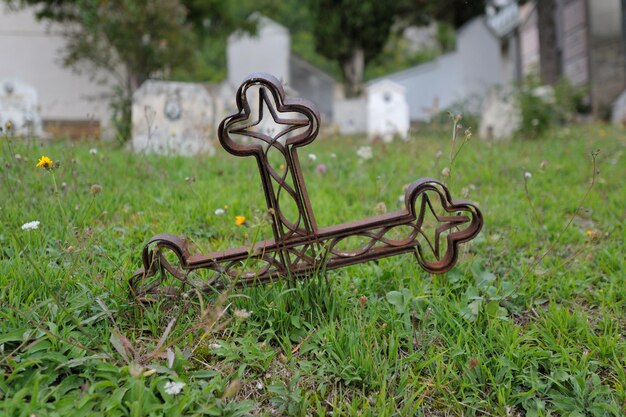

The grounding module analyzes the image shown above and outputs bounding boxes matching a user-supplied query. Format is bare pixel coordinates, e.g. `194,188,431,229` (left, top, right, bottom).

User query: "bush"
517,74,587,139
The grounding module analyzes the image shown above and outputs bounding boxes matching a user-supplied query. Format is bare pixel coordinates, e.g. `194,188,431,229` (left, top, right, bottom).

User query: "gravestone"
227,15,290,90
479,86,520,140
0,80,43,136
366,79,410,142
333,98,367,135
131,81,224,156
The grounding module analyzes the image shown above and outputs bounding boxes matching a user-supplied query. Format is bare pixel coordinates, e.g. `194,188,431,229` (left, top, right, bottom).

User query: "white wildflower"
164,381,186,395
524,171,532,180
441,167,450,178
356,146,373,161
233,309,251,320
330,153,337,158
308,153,317,161
89,148,98,155
21,221,40,231
398,194,405,203
214,208,225,216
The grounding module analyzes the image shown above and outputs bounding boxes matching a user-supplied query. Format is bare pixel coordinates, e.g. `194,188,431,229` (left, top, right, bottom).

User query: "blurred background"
0,0,624,147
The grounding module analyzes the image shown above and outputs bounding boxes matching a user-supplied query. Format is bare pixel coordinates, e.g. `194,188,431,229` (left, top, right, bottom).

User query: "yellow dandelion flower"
235,215,246,226
36,155,53,169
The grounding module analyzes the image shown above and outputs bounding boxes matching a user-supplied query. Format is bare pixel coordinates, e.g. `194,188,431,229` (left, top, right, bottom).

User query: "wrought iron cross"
130,73,483,297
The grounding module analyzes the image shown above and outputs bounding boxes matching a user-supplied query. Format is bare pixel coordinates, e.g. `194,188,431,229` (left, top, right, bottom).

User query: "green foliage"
7,0,255,140
1,124,625,415
174,0,271,83
306,0,399,97
364,35,440,81
9,0,196,142
436,21,456,51
307,0,396,64
517,74,588,139
303,0,485,96
110,85,132,145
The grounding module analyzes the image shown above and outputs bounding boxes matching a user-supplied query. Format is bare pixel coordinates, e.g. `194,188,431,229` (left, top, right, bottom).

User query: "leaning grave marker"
130,73,483,298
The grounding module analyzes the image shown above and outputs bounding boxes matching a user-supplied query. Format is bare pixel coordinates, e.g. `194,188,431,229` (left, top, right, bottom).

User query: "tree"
6,0,252,140
536,0,561,85
174,0,271,82
306,0,486,97
306,0,400,97
424,0,486,28
6,0,198,140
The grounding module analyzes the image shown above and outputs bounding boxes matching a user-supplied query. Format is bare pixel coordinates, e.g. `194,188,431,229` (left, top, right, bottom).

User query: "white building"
0,6,111,138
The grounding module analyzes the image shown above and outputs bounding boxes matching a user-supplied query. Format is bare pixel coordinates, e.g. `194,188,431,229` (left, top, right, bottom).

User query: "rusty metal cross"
129,73,483,298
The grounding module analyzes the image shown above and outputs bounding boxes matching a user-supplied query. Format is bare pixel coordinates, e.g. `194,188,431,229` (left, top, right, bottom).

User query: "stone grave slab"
131,81,222,156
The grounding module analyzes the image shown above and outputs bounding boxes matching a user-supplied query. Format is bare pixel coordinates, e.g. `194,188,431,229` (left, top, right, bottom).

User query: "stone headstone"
227,15,290,89
366,79,410,142
611,88,626,126
0,79,43,136
333,98,367,136
479,86,520,140
132,81,225,156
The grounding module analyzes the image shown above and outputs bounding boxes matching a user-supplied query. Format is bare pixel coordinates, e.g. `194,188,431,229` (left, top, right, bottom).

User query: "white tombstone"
366,79,410,142
0,80,43,136
479,86,520,140
131,81,223,156
227,15,290,89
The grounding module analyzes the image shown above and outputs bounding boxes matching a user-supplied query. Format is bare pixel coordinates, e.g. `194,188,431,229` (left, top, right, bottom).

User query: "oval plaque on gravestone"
164,97,182,121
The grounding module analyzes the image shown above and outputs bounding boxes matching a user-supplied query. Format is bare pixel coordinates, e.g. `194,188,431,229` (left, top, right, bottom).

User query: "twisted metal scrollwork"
129,73,483,299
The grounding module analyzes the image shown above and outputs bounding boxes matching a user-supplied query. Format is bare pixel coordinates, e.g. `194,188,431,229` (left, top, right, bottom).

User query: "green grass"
1,124,625,416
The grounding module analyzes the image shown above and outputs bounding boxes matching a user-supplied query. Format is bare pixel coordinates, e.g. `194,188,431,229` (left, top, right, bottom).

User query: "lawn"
1,124,625,416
